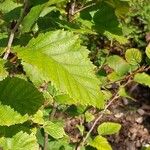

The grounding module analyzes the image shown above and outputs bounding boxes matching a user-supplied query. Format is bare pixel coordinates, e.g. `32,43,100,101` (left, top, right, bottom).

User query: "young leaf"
107,55,130,76
85,111,95,123
97,122,121,136
43,121,66,139
14,30,104,108
0,131,39,150
118,86,132,99
134,73,150,87
125,48,142,65
0,59,8,81
89,135,112,150
31,110,44,125
0,77,44,115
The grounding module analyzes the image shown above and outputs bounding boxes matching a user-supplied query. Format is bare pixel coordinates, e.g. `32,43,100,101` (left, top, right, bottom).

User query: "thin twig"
73,3,96,15
80,94,119,147
3,0,28,60
43,133,49,150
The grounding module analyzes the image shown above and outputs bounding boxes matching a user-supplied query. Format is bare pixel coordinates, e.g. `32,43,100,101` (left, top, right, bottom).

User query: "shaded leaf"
93,2,122,34
0,123,31,138
48,138,73,150
0,77,44,115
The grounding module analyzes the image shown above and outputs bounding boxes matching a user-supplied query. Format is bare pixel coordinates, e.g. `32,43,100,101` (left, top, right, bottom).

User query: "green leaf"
21,4,45,33
107,71,124,82
0,103,28,126
31,110,44,125
85,111,95,123
104,31,128,44
118,86,133,99
0,123,32,137
89,135,112,150
0,77,44,116
115,1,129,18
48,139,73,150
54,94,76,105
97,122,121,136
125,48,142,65
43,121,66,139
93,2,122,34
106,55,130,76
134,73,150,87
14,30,104,108
0,131,39,150
0,59,8,81
0,0,21,13
146,46,150,59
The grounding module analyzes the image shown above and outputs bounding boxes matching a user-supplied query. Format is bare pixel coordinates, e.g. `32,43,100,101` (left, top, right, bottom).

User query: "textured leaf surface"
0,0,21,13
89,135,112,150
31,110,44,124
0,59,8,81
107,55,130,76
134,73,150,87
14,30,104,108
0,103,28,126
44,121,66,139
0,131,39,150
125,48,142,65
98,122,121,136
0,77,43,115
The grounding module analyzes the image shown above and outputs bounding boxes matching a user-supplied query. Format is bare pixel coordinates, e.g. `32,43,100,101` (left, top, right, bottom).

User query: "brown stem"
81,94,119,147
3,0,28,60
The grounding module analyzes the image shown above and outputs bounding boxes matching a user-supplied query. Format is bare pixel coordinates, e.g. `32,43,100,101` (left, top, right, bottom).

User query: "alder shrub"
0,0,150,150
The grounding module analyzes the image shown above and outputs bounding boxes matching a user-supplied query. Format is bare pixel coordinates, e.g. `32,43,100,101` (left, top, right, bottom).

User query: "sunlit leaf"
14,30,104,108
89,135,112,150
125,48,142,65
43,121,66,139
0,131,39,150
98,122,121,136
